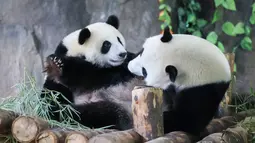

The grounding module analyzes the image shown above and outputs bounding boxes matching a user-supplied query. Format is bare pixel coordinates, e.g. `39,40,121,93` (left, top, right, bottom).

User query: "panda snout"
119,52,127,58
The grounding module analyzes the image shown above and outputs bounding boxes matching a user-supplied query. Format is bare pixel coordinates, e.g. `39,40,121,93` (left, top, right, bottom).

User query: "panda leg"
73,100,133,130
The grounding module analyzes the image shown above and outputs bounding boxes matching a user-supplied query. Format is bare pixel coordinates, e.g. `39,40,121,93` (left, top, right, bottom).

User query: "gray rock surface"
0,0,254,97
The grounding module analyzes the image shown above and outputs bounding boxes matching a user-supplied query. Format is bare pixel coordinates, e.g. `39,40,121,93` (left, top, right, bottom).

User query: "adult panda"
127,27,231,137
41,15,144,130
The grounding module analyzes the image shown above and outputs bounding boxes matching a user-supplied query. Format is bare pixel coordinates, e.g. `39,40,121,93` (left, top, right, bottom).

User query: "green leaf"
212,8,223,24
206,31,218,44
160,23,167,30
250,13,255,25
217,41,225,52
233,22,245,35
164,10,171,25
244,25,251,36
252,3,255,12
214,0,224,7
240,36,253,51
178,7,185,16
192,30,202,37
222,0,236,11
187,13,196,23
222,22,235,36
197,19,207,28
166,5,172,12
159,4,166,10
187,28,196,33
234,63,237,72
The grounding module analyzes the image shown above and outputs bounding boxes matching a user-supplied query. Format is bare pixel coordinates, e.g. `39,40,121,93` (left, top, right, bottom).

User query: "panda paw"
48,55,64,70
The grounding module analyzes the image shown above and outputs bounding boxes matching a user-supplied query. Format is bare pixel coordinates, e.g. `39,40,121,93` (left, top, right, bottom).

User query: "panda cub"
128,27,231,137
41,15,144,130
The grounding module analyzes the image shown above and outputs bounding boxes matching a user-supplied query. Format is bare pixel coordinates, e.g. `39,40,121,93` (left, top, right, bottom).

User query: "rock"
85,0,162,53
0,24,42,97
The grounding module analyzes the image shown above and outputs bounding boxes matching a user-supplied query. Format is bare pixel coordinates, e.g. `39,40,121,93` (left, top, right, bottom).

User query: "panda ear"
161,26,173,43
106,15,119,29
165,65,177,82
78,28,91,45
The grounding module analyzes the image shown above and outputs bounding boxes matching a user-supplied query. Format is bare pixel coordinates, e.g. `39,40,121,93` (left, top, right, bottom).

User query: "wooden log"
131,86,164,141
88,129,144,143
146,131,195,143
200,109,255,138
12,116,49,142
0,109,19,134
197,126,248,143
218,53,235,117
36,128,71,143
65,129,117,143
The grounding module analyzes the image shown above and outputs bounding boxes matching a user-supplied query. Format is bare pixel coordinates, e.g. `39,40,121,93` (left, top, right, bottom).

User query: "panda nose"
119,52,127,58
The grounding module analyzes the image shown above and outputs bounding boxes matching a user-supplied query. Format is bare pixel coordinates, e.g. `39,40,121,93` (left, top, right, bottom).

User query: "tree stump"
131,86,164,141
12,116,49,142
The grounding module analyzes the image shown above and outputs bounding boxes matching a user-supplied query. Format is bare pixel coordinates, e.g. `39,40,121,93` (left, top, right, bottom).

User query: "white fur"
62,22,126,67
128,34,231,90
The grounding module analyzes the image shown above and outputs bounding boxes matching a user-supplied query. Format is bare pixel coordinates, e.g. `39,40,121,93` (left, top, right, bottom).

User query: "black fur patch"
55,42,68,56
78,28,91,45
45,53,136,94
165,65,177,82
161,26,173,43
106,15,119,29
163,81,230,138
101,41,112,54
117,37,123,46
142,67,147,78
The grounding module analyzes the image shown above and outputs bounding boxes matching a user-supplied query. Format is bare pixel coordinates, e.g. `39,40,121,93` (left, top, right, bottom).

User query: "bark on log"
36,128,71,143
0,109,19,134
197,126,248,143
219,53,235,117
12,116,49,142
65,129,117,143
146,131,195,143
88,129,143,143
131,86,164,141
200,109,255,138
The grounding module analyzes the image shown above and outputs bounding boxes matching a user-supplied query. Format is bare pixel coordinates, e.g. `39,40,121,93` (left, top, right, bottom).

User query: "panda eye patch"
117,37,123,46
101,40,112,54
142,67,147,78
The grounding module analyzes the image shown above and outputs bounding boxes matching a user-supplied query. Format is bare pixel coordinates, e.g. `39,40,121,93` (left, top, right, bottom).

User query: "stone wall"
0,0,254,97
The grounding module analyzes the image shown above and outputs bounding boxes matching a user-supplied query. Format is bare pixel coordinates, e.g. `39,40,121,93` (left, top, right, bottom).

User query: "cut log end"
65,132,89,143
36,131,57,143
12,116,39,142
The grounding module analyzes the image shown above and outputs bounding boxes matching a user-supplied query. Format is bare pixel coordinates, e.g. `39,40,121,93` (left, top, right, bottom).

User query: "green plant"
157,0,254,73
158,0,173,33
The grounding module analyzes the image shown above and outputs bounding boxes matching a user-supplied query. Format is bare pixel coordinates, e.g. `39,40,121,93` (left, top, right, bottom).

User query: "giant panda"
41,15,144,130
127,27,231,137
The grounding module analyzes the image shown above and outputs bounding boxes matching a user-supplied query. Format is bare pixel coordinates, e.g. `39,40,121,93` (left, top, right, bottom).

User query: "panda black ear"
106,15,119,29
165,65,177,82
78,28,91,45
161,26,173,43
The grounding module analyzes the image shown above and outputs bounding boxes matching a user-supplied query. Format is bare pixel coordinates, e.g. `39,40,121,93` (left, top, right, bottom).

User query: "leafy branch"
158,0,173,33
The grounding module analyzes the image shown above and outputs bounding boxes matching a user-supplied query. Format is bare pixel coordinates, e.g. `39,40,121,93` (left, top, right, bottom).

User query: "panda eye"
117,37,123,46
101,40,112,54
142,67,147,78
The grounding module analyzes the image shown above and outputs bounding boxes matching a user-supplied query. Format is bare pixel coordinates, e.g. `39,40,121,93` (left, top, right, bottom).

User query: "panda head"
59,15,127,67
128,27,231,90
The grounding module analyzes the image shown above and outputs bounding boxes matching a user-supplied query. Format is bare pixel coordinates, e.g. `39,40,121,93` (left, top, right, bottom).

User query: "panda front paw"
48,55,64,70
